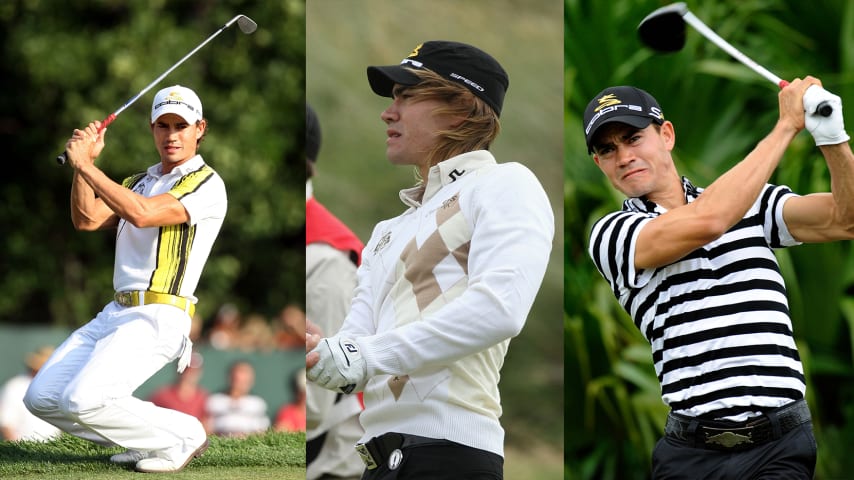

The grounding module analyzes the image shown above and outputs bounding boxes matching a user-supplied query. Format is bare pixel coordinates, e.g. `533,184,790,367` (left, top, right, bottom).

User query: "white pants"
23,301,205,452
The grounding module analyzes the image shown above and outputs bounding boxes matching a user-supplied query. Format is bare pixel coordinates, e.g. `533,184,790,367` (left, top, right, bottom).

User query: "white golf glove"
306,336,367,394
803,85,850,146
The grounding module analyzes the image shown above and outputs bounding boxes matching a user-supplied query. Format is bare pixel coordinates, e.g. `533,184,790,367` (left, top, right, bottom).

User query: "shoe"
134,438,209,473
110,449,148,463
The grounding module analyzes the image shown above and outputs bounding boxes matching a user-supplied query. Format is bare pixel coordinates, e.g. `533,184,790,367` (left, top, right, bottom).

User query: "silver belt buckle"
355,443,378,470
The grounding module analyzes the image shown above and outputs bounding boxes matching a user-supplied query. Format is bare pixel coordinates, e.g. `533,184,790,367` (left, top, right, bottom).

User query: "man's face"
151,113,204,166
380,84,458,169
591,121,676,198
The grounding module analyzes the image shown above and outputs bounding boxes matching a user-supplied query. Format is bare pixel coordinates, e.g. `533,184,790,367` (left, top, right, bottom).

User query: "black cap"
367,40,509,116
306,103,321,163
583,86,665,153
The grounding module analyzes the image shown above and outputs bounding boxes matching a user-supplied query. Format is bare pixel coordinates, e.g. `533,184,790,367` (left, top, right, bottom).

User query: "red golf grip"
779,80,832,117
55,113,117,165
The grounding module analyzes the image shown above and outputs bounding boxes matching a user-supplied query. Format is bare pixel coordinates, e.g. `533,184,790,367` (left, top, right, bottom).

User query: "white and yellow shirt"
113,154,226,301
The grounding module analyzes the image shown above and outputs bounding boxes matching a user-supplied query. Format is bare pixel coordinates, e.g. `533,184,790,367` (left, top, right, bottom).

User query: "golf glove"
307,336,367,394
804,85,850,146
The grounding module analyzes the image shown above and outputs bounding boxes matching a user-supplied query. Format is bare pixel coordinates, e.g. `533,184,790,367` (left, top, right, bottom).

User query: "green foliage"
567,0,854,478
0,0,305,326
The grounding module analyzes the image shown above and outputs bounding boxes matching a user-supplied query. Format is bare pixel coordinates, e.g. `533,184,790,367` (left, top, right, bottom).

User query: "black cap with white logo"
367,40,509,116
583,86,665,153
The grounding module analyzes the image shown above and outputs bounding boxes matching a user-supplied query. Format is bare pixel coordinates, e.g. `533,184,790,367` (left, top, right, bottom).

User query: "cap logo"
154,91,200,117
407,43,423,58
584,95,663,136
449,72,485,92
594,93,622,112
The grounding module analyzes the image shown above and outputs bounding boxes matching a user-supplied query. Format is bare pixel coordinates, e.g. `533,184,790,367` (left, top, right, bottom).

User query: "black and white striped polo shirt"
589,177,806,422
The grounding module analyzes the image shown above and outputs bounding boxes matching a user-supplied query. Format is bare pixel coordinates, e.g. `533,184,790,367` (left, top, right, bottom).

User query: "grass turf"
0,431,305,479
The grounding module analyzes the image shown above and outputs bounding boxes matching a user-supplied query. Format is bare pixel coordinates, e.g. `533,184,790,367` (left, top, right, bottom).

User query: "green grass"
0,431,305,479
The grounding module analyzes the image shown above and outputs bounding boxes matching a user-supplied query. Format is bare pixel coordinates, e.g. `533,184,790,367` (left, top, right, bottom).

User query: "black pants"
359,434,503,480
652,421,816,479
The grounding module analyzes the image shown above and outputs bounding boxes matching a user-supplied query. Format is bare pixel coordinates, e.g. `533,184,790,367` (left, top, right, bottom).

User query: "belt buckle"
703,428,754,448
355,443,378,470
115,291,132,307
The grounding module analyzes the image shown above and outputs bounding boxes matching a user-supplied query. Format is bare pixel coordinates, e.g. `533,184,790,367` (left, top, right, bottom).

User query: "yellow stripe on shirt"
149,222,196,295
168,165,215,200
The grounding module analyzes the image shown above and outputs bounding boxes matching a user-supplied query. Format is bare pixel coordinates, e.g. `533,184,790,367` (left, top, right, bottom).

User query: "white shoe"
110,449,148,463
135,438,209,473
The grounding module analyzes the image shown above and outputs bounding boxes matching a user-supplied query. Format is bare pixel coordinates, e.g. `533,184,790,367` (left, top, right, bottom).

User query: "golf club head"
237,15,257,34
638,2,689,52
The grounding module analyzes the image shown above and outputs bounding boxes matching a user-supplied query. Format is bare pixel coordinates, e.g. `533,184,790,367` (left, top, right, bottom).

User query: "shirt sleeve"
588,210,655,297
760,183,802,248
354,163,555,376
168,167,227,226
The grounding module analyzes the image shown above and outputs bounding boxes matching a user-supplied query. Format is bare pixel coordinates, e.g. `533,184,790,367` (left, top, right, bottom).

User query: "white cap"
151,85,203,123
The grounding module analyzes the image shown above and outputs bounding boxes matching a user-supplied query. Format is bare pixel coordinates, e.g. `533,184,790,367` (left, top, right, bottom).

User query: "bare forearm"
693,122,798,227
821,141,854,223
71,170,115,230
76,163,144,223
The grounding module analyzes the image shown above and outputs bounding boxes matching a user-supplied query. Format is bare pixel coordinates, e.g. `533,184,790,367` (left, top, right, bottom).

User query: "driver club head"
638,2,689,52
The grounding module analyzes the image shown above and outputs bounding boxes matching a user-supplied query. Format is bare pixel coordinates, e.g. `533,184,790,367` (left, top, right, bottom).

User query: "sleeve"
336,221,386,339
588,210,655,296
759,183,802,248
354,164,555,376
168,166,227,226
305,243,359,428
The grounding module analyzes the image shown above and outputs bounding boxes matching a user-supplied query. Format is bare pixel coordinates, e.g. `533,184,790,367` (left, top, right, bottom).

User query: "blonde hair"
402,68,501,173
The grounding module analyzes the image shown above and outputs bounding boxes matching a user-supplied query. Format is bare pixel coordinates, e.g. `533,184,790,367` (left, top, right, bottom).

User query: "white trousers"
23,301,205,453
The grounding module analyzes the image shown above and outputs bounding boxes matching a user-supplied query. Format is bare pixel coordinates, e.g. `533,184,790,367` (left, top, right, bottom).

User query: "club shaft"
56,15,250,165
113,16,243,119
683,11,782,86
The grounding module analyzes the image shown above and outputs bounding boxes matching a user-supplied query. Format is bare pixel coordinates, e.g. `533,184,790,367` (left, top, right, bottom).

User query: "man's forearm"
692,122,798,226
76,163,142,222
821,141,854,223
71,169,110,229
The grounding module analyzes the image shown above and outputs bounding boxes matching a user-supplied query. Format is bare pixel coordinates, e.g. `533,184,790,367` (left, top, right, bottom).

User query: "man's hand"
66,121,106,170
804,85,850,146
306,335,367,394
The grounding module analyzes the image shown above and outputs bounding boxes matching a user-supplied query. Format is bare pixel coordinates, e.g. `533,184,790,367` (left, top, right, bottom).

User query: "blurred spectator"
0,346,61,441
207,303,242,350
148,352,211,433
206,360,270,436
275,368,306,432
274,304,306,350
304,103,365,479
238,313,277,352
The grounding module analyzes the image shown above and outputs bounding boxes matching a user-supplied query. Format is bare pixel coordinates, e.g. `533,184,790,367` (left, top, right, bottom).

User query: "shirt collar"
399,150,497,208
622,176,703,215
146,154,205,178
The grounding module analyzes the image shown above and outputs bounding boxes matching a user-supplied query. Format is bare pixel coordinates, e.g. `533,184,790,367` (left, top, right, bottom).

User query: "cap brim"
367,65,422,97
587,115,655,153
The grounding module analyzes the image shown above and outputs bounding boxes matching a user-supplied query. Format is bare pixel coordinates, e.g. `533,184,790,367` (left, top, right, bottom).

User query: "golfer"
585,77,853,478
24,85,225,473
306,40,554,479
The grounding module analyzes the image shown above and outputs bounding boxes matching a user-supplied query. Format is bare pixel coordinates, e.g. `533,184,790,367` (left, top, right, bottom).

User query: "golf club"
638,2,831,117
56,14,258,165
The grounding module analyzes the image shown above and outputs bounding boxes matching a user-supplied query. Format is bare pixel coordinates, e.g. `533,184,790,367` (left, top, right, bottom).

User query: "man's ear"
660,121,676,150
